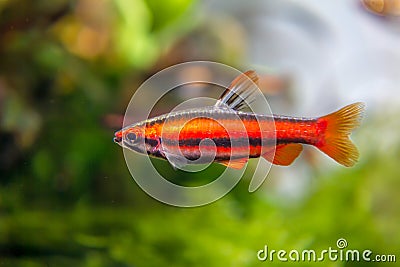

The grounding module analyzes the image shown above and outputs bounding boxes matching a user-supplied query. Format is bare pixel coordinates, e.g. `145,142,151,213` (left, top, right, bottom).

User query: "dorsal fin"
215,70,259,111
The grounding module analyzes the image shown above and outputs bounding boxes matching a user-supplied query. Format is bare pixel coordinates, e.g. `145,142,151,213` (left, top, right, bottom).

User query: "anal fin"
262,144,303,166
217,158,248,169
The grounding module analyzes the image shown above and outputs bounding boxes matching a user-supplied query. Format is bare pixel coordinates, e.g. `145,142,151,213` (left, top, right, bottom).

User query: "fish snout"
114,131,123,143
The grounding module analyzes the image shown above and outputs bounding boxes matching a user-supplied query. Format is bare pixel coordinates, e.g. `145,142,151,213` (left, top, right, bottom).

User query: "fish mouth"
113,136,122,143
114,130,123,144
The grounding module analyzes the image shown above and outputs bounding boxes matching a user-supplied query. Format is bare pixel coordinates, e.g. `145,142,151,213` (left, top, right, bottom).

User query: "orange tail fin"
316,102,365,167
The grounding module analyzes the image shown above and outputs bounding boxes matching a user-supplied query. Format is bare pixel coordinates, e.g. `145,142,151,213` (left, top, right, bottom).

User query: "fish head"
114,124,147,154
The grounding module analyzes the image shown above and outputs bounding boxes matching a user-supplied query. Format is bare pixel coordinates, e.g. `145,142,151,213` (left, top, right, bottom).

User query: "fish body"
115,71,364,169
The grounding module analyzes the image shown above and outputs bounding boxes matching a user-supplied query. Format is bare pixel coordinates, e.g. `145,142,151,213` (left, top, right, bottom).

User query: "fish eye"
126,132,137,142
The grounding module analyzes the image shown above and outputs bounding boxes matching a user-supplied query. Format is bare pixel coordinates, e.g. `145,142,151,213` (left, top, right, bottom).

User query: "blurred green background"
0,0,399,266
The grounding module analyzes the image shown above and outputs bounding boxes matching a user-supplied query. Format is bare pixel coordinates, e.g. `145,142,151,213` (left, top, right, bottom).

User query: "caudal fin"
316,102,365,167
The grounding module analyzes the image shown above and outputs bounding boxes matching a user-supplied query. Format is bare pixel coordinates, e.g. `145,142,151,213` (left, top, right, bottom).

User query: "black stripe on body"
141,107,316,128
143,107,272,125
276,137,309,145
163,136,311,148
161,137,276,148
272,115,315,123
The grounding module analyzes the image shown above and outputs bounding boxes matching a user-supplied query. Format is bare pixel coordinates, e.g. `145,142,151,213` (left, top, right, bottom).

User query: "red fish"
114,71,364,169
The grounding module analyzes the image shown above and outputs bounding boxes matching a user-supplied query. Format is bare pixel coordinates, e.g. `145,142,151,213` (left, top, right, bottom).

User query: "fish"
114,70,365,169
